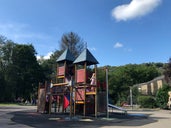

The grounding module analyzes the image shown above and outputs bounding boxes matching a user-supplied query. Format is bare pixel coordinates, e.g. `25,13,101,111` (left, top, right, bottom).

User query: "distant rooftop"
56,49,75,62
73,48,99,65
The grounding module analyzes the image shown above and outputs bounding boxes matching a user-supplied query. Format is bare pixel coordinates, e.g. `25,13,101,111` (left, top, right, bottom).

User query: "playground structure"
37,48,107,117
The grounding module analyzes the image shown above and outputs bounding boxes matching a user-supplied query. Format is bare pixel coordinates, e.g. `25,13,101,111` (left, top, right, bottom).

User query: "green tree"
164,58,171,84
0,35,45,102
0,36,6,101
108,63,161,105
11,44,44,100
0,69,6,101
0,36,16,101
156,84,171,109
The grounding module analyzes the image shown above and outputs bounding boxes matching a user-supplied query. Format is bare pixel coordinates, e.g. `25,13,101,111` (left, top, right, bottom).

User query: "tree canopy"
107,64,161,104
156,84,171,109
0,35,44,102
164,58,171,84
59,32,85,58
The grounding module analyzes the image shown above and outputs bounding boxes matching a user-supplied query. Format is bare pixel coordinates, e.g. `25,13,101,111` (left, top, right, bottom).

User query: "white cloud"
36,55,41,60
88,47,96,51
114,42,132,52
37,52,53,60
124,48,133,52
111,0,162,21
44,52,53,59
114,42,123,48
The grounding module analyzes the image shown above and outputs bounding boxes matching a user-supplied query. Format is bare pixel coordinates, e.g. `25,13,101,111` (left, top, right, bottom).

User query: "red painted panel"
58,66,65,76
77,69,85,83
75,88,85,100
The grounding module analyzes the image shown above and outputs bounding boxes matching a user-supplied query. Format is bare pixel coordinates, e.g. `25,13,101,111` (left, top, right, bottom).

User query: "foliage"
108,64,161,104
11,44,44,100
138,95,156,108
0,37,16,101
59,32,85,58
156,84,171,109
0,35,45,102
164,58,171,84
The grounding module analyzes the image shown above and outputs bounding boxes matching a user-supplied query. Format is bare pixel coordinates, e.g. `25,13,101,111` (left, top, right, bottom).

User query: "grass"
0,103,20,106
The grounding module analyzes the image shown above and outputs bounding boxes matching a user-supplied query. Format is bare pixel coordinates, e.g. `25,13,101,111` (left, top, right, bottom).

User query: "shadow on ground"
10,110,162,128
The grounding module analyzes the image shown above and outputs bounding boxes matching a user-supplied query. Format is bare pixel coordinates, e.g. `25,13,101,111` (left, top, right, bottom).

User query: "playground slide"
108,103,127,113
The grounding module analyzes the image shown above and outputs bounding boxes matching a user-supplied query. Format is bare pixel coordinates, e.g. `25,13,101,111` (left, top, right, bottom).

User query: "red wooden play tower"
37,48,107,117
73,48,99,116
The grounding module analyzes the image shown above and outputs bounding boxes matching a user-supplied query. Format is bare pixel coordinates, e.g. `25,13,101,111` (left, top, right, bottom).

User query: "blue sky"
0,0,170,66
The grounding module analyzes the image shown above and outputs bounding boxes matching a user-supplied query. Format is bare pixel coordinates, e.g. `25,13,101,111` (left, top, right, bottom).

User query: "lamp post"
106,67,109,118
129,87,133,109
138,87,142,93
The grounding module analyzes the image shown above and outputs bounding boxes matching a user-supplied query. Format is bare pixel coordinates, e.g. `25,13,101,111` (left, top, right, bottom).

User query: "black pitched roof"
73,48,99,65
56,49,75,62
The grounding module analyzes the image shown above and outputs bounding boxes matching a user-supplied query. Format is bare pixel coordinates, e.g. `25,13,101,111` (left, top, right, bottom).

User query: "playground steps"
57,75,65,79
86,91,96,95
75,101,84,104
53,82,68,86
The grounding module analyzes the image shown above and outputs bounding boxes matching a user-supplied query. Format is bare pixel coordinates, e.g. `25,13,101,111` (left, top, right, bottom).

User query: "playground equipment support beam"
106,67,109,118
130,86,133,110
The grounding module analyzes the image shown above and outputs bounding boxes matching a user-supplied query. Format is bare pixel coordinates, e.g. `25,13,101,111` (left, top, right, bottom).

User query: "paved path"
0,105,171,128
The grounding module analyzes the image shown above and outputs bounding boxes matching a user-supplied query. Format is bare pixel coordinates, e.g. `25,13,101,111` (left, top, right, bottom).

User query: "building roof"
133,75,165,88
73,48,99,65
56,49,75,62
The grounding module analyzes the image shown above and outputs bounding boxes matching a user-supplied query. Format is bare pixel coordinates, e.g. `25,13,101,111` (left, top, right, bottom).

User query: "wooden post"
37,82,40,112
49,93,52,114
62,88,64,113
83,62,87,116
84,62,87,84
64,61,66,83
70,86,72,117
74,64,77,116
56,63,58,84
70,76,73,118
74,88,76,116
75,64,77,85
94,64,97,117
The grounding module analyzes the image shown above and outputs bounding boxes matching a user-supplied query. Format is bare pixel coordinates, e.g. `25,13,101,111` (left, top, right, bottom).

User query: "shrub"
156,84,171,109
138,96,156,108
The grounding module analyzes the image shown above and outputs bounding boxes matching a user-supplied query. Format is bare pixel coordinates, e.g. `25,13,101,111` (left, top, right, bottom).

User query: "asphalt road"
0,105,171,128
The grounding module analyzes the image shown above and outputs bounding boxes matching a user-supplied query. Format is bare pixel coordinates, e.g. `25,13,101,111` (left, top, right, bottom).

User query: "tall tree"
0,36,15,69
156,84,171,109
0,36,16,101
59,32,85,57
164,58,171,84
11,44,44,100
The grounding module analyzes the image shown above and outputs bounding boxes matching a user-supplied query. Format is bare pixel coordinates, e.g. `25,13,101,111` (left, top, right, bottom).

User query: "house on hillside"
168,91,171,109
134,75,166,95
